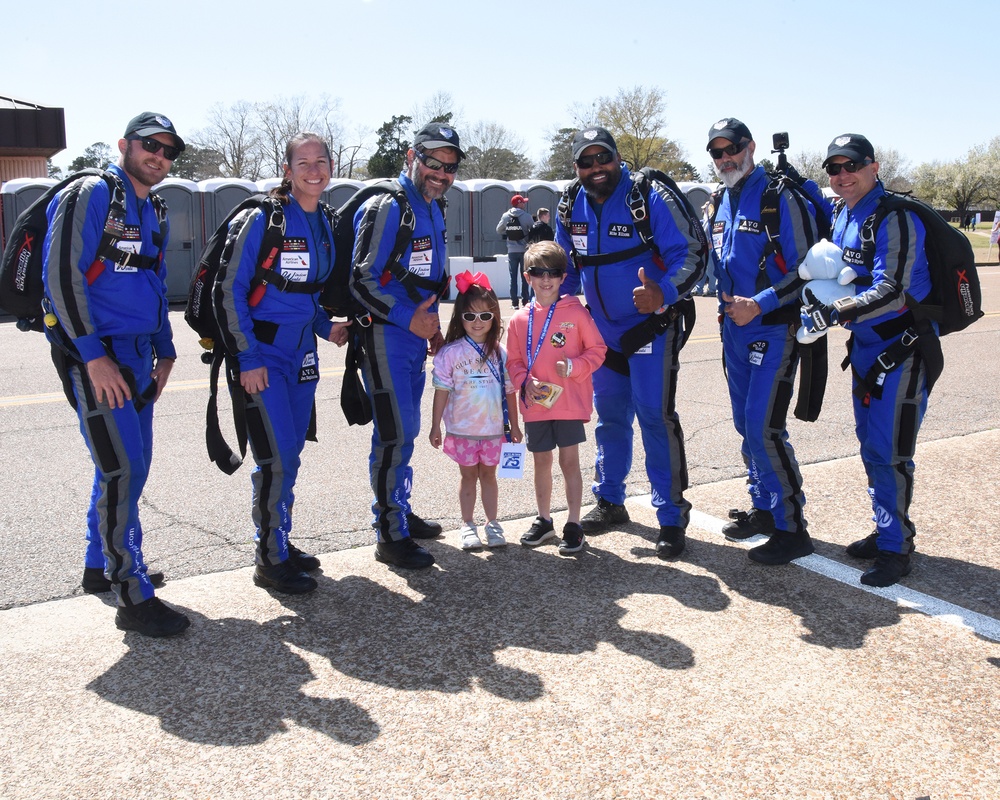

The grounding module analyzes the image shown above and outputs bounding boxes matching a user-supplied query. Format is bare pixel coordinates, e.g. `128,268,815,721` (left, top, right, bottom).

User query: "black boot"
655,526,686,559
722,508,775,541
860,550,912,587
748,530,814,565
253,560,318,594
845,531,879,559
375,538,435,569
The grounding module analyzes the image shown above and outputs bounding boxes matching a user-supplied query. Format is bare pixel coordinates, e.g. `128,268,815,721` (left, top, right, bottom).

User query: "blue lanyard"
525,299,558,377
464,336,512,442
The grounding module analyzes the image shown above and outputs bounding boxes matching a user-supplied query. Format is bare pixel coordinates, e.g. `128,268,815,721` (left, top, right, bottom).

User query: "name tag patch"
737,219,762,235
409,236,432,277
748,339,768,366
113,225,142,272
571,223,588,254
842,247,865,266
281,238,310,282
608,223,633,238
298,351,319,383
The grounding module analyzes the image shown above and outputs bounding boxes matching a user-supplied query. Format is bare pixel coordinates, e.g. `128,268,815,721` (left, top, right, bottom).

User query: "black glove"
800,288,839,334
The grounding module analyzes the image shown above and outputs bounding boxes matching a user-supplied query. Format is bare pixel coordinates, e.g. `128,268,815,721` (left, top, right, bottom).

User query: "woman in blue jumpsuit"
215,132,350,594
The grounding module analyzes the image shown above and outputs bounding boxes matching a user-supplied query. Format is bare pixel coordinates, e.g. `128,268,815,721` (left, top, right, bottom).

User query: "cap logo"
440,127,454,140
155,115,171,128
583,130,598,141
834,136,851,146
712,120,728,130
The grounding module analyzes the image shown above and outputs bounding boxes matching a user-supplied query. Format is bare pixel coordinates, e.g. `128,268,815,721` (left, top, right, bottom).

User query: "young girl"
429,272,522,550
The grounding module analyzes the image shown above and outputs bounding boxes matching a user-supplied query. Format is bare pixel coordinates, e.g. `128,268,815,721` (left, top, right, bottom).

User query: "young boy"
506,241,607,554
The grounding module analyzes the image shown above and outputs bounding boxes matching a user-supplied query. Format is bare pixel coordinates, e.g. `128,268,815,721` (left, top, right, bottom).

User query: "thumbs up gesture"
633,267,665,314
409,294,441,340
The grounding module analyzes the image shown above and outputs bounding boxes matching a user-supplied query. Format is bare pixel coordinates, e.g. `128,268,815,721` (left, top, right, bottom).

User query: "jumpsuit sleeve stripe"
771,188,819,306
351,194,402,320
854,209,918,323
214,208,262,356
649,183,705,296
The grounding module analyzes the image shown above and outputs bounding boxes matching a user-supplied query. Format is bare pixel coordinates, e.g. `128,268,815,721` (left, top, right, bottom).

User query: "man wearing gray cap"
707,117,819,565
42,112,189,636
555,126,706,558
351,121,465,569
800,133,934,587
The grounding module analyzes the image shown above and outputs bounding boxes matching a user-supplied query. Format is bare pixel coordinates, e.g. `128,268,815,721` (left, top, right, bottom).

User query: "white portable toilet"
151,177,200,301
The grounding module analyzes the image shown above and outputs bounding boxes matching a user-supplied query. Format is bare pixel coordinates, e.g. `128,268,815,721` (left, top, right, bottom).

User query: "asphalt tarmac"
1,270,998,799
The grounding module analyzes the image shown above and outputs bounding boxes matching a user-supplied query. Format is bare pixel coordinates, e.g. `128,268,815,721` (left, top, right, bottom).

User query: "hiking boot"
845,531,879,560
484,521,507,548
580,498,630,534
253,560,318,594
406,513,443,539
520,517,556,547
288,542,321,573
558,523,586,555
655,526,686,559
748,530,815,565
375,538,435,569
860,550,913,587
722,508,775,541
460,523,483,550
83,567,165,594
115,597,190,638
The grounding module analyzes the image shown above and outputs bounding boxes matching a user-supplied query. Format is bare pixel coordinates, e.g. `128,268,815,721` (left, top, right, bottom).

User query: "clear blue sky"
7,0,997,177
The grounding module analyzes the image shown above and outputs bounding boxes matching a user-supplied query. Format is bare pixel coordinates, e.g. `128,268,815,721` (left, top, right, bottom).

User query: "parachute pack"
557,166,709,371
1,169,167,331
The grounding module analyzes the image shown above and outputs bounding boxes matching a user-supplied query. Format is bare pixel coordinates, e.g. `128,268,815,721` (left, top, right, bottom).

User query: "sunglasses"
575,151,615,169
414,149,460,174
462,311,495,322
526,267,565,278
708,141,748,160
129,136,181,161
825,159,872,176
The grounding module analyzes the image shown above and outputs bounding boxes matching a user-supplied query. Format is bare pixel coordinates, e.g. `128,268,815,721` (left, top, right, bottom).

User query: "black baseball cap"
572,127,617,160
413,122,465,159
823,133,875,167
707,117,752,149
124,112,185,151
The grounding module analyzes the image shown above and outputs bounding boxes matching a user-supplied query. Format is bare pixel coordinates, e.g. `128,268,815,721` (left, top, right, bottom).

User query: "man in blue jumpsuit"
801,133,934,587
351,122,464,569
555,127,705,558
43,112,189,636
709,118,818,565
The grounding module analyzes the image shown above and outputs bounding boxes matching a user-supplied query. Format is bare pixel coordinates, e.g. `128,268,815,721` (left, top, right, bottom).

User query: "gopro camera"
772,132,790,152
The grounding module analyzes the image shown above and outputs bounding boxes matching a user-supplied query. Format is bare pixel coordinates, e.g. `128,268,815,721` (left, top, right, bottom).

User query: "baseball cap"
572,127,617,160
124,112,185,151
706,117,752,149
823,133,875,167
511,194,528,206
413,122,466,159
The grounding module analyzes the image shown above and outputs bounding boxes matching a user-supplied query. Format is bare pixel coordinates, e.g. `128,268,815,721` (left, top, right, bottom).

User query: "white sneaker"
484,520,507,548
460,523,482,550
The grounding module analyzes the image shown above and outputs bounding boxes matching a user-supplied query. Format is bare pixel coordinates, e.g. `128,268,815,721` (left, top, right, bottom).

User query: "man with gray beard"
707,117,819,565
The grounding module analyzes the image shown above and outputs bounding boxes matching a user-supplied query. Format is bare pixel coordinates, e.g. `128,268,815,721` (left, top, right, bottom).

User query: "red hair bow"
455,270,492,294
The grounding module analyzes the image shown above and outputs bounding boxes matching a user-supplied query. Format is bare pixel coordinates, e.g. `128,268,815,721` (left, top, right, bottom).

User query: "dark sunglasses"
825,159,872,176
708,141,748,160
462,311,495,322
414,149,460,174
129,136,181,161
575,151,615,169
527,267,565,278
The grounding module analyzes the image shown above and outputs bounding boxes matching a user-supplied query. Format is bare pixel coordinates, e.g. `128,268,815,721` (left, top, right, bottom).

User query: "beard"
581,162,622,202
715,152,753,189
408,158,451,201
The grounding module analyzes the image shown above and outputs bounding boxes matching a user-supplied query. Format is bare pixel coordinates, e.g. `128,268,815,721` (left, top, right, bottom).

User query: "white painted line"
627,499,1000,643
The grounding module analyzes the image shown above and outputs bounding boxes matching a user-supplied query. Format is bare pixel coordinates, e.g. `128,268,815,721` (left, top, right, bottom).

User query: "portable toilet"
510,180,560,225
680,182,716,217
151,177,201,301
198,178,259,248
323,179,364,209
464,179,516,259
445,181,471,259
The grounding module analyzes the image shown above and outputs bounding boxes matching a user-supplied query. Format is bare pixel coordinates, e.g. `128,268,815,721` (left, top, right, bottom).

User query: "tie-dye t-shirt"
431,338,514,439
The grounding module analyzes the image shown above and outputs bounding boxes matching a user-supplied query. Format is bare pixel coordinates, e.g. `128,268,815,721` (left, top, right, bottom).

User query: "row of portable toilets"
0,176,717,303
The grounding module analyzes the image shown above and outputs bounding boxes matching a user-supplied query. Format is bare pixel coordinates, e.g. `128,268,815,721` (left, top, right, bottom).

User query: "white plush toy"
796,239,858,343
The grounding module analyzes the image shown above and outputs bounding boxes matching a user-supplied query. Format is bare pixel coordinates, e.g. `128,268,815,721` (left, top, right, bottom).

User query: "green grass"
953,224,999,265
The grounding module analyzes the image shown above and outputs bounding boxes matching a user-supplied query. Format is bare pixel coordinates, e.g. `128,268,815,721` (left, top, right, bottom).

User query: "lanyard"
464,336,512,442
525,299,558,375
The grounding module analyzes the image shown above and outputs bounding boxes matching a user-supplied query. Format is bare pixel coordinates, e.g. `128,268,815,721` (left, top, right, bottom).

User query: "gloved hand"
800,288,839,334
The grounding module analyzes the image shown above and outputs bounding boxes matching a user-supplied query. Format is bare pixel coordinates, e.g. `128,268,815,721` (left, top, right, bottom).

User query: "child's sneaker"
460,523,482,550
520,516,556,547
558,522,586,555
484,520,507,548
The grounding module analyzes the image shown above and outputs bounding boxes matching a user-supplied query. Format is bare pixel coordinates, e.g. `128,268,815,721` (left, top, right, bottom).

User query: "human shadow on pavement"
87,610,380,747
88,537,731,747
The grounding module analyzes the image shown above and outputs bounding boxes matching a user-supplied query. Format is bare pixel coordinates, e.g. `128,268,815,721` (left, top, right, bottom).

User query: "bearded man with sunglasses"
707,117,819,565
799,133,934,587
555,127,705,559
351,122,465,570
42,112,189,636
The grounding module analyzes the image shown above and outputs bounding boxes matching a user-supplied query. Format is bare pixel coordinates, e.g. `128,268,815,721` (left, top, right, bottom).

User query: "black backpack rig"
557,166,709,374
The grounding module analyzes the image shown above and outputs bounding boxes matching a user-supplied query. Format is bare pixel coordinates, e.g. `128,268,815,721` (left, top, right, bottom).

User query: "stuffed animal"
796,239,858,343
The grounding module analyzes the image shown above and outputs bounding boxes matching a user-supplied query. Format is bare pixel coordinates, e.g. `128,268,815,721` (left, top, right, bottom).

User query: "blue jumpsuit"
42,164,175,607
832,185,932,554
557,165,705,528
350,173,447,542
214,196,335,566
713,166,818,534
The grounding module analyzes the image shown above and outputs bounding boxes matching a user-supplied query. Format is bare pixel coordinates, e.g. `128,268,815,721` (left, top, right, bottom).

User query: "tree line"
48,87,1000,217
